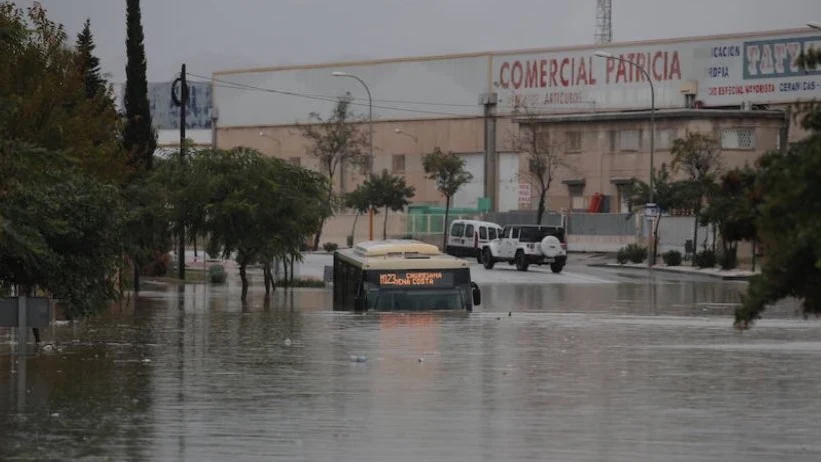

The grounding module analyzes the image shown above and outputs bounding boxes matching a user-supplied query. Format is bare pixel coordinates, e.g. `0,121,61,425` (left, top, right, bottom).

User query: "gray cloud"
18,0,821,83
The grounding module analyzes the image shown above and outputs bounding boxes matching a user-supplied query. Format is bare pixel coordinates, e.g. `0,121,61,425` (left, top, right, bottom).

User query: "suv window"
451,223,465,238
518,226,566,243
502,227,511,238
488,228,497,240
512,228,520,239
479,226,487,240
465,224,474,238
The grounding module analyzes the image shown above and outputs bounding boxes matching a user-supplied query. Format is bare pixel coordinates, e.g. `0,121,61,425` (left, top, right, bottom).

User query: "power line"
187,72,603,122
189,72,479,108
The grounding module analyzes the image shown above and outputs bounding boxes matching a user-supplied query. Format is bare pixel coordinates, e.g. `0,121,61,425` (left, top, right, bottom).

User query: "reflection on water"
1,280,819,461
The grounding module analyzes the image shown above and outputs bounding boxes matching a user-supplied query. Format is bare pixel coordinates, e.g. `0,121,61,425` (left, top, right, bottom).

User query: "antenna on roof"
595,0,613,45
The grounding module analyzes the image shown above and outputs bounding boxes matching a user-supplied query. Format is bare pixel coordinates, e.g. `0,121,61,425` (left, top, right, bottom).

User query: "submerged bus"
333,239,481,312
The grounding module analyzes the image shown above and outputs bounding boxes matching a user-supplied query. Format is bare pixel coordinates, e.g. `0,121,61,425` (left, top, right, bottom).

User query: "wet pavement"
2,261,821,461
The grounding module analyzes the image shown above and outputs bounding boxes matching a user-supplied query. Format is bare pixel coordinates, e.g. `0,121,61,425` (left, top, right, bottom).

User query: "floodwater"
2,267,821,461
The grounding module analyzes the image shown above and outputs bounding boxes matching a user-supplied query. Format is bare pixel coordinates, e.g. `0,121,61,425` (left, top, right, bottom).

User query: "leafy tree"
509,105,570,224
297,95,370,250
627,163,691,264
122,0,156,174
0,2,128,185
363,169,416,239
699,167,759,270
0,142,126,319
344,184,374,244
735,41,821,328
670,132,723,258
198,148,329,301
735,110,821,328
423,147,473,248
75,18,105,100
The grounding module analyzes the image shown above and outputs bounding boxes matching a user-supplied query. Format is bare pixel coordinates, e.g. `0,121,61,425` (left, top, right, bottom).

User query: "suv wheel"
482,248,495,269
515,250,529,271
550,262,564,274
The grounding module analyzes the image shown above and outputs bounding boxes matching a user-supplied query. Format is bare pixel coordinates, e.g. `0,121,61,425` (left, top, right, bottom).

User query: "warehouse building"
211,27,820,243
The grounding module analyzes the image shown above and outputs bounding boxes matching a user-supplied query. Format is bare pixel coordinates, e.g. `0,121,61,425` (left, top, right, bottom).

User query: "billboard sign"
114,82,214,130
491,31,821,113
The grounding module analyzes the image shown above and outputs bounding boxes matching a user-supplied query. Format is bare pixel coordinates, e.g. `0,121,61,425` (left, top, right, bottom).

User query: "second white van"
446,219,504,263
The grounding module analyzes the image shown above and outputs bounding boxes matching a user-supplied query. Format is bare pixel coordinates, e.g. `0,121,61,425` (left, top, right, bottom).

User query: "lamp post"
258,131,282,154
394,128,418,143
595,50,657,266
332,71,375,240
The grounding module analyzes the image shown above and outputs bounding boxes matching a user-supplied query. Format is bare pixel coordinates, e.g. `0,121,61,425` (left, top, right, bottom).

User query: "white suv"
446,219,503,263
481,225,568,273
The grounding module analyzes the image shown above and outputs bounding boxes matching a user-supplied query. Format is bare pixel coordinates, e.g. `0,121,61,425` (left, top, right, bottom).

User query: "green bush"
718,247,738,270
323,242,339,252
694,249,717,268
617,243,648,264
662,250,683,266
208,265,227,284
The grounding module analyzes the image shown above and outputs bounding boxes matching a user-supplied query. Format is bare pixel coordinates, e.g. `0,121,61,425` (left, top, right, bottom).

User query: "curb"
587,263,755,281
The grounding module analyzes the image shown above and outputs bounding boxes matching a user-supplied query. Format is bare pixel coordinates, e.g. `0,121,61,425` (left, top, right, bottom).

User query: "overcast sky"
19,0,821,83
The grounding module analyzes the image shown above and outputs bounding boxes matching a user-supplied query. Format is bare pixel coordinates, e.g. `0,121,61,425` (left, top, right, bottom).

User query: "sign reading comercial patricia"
491,30,821,113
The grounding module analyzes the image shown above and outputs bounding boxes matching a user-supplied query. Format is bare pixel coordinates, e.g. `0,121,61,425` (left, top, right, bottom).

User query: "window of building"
566,131,582,152
392,154,406,173
654,129,676,150
720,128,756,150
288,157,301,167
568,184,586,211
619,129,641,151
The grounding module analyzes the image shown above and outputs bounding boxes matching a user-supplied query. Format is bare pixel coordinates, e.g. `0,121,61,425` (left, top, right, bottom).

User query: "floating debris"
417,357,424,363
349,355,367,363
284,338,292,347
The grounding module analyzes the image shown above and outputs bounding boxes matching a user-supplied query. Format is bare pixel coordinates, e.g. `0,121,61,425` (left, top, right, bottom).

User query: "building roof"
213,27,812,76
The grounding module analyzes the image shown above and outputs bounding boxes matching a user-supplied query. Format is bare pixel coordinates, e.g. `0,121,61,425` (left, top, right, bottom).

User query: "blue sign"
743,36,821,80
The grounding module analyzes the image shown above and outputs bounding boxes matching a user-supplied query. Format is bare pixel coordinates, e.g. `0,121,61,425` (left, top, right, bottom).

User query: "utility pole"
172,63,189,280
480,93,498,212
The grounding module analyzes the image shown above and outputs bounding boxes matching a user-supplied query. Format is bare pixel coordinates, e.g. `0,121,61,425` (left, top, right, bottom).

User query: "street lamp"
394,128,418,143
332,71,375,241
258,131,281,154
595,50,657,265
808,22,821,30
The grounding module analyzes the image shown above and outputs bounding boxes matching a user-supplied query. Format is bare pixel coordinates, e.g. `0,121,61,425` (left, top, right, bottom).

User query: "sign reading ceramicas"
492,32,821,112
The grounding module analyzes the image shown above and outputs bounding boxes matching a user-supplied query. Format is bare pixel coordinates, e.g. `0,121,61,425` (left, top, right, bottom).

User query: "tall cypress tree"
75,18,105,99
122,0,155,173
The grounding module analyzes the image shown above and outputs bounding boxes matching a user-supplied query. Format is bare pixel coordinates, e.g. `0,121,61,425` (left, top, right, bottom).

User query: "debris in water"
508,312,512,317
50,413,60,418
417,357,424,363
349,355,367,363
141,358,152,363
284,338,292,347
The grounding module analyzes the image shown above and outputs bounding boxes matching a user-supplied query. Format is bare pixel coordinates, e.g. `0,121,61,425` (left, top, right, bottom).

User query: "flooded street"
2,261,821,461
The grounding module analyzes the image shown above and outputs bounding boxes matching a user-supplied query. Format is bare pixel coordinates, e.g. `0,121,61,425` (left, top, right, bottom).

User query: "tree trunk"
350,212,360,241
314,186,335,250
383,206,389,240
18,285,41,344
711,224,717,252
263,262,272,295
442,196,451,250
692,205,700,266
283,257,289,287
536,189,547,225
133,261,141,293
193,234,198,258
290,253,295,285
239,263,249,302
652,215,664,266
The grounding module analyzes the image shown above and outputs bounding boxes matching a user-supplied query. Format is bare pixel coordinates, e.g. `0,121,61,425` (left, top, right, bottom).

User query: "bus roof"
336,239,469,270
